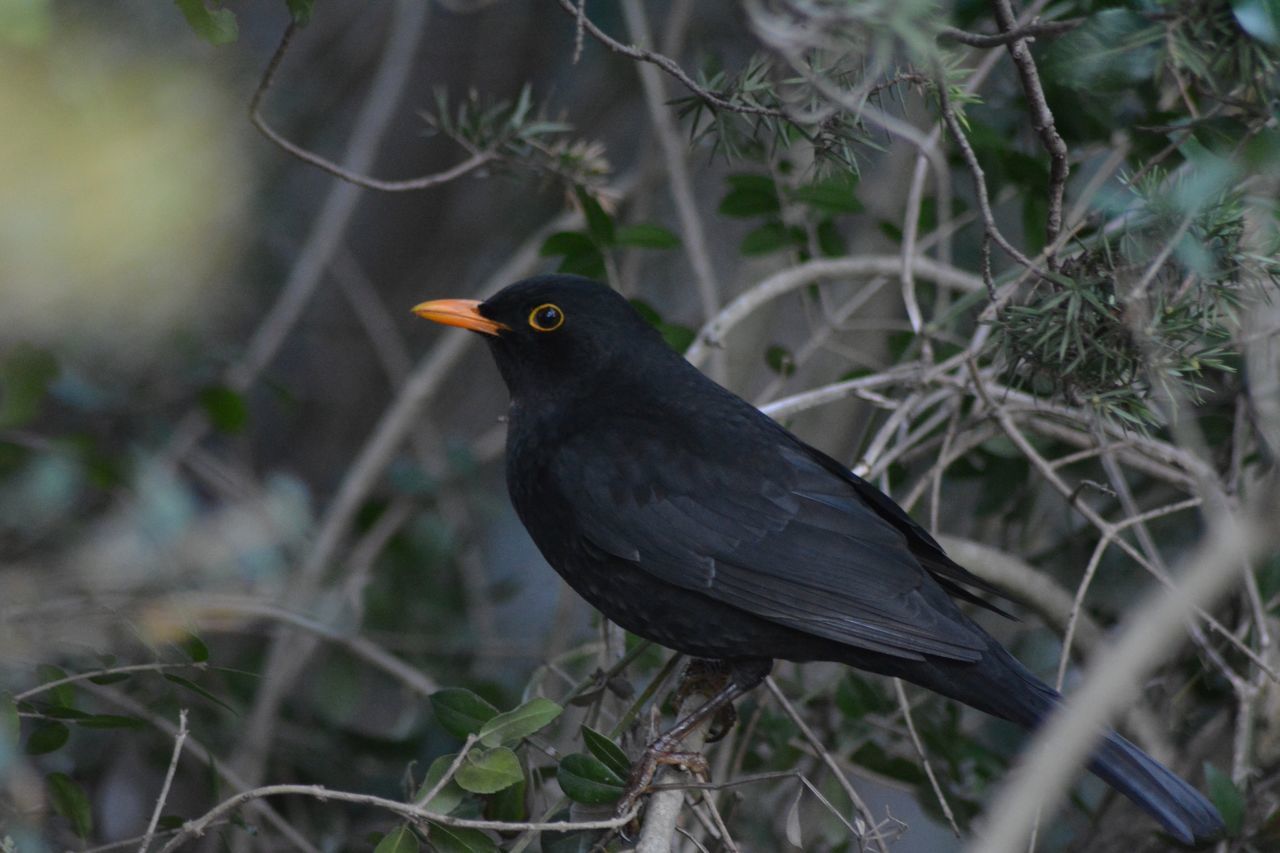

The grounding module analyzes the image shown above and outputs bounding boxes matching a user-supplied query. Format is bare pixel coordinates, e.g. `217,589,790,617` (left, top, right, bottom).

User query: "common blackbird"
413,274,1225,845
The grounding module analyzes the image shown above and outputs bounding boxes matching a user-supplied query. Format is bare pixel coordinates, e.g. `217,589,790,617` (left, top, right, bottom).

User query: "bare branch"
554,0,786,118
249,15,496,192
138,709,189,853
937,18,1084,49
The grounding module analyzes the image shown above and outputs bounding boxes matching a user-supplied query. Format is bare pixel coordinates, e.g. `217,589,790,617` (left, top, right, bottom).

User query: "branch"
973,508,1272,852
684,256,984,367
765,677,889,853
156,783,639,853
164,0,432,465
991,0,1070,257
634,686,715,853
554,0,786,118
249,16,496,191
139,709,188,853
937,18,1084,48
228,210,579,787
620,0,724,380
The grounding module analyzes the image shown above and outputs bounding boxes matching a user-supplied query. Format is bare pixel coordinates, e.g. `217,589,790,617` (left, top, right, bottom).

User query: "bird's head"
412,274,674,398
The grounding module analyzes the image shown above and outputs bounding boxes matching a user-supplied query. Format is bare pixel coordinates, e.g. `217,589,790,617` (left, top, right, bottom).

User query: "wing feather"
554,427,988,662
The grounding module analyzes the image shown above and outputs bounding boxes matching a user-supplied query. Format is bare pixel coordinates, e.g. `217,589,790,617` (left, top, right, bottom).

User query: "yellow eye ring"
528,303,565,332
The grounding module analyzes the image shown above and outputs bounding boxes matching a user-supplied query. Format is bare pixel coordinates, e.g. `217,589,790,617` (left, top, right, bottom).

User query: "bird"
412,273,1225,846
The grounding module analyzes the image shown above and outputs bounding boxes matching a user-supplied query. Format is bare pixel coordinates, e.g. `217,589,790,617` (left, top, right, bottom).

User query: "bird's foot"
613,743,711,822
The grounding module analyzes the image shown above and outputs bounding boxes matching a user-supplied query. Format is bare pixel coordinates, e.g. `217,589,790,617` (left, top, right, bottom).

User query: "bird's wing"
551,423,989,662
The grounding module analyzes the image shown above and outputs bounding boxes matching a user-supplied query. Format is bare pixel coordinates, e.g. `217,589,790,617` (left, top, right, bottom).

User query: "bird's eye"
528,303,564,332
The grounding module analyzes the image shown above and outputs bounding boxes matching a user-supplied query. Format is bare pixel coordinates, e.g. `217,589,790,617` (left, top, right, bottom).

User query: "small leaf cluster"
175,0,313,45
539,187,682,280
1164,0,1280,117
421,86,600,185
402,685,640,851
673,54,878,175
10,639,214,843
992,181,1253,429
718,170,863,260
403,688,565,852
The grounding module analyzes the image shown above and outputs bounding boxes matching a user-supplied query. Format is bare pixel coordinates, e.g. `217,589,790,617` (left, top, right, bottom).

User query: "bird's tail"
1087,730,1225,846
978,646,1225,846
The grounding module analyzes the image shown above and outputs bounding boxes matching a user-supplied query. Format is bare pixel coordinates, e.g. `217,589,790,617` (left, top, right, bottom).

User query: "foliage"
6,1,1280,852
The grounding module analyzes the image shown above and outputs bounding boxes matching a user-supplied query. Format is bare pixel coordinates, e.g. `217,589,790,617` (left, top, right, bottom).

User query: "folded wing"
553,426,990,662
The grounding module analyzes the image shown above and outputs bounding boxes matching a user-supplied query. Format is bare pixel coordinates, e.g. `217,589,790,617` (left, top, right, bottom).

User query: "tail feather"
1088,731,1225,846
932,646,1226,845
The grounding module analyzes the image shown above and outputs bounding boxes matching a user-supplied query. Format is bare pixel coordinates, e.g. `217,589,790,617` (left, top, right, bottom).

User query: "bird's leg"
614,658,772,820
670,659,737,742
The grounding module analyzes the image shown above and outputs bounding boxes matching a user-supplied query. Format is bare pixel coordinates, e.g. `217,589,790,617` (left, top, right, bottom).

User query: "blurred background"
2,1,1278,851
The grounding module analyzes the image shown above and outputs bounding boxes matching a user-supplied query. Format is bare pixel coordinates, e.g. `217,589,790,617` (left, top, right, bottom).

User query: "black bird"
413,274,1224,845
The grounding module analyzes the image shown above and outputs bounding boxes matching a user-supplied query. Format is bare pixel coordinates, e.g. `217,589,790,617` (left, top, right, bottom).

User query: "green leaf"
581,726,631,779
286,0,314,26
835,674,892,719
486,775,526,822
614,224,681,249
373,823,419,853
47,773,93,838
790,176,863,213
87,672,132,685
454,747,523,794
718,174,781,217
415,754,466,815
0,696,17,742
557,248,606,279
851,741,926,786
163,674,237,715
431,688,499,739
477,697,562,747
629,299,695,353
575,187,615,246
1204,763,1245,835
173,0,239,45
740,222,796,256
556,753,625,805
36,664,74,708
74,714,147,729
427,823,498,853
0,343,58,428
199,386,248,434
26,721,69,755
183,632,210,663
541,816,602,853
33,704,90,721
540,231,597,258
1232,0,1279,47
815,219,846,257
765,345,796,377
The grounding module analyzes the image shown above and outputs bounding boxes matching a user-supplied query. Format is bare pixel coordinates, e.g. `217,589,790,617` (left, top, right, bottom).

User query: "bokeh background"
3,1,1279,852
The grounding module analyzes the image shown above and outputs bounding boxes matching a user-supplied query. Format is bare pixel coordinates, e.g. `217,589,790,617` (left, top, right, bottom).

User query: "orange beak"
411,299,508,336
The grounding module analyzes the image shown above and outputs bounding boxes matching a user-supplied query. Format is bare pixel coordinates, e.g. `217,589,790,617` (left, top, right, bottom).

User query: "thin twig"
156,783,640,853
249,20,495,191
765,677,888,853
991,0,1070,258
974,510,1270,852
554,0,785,118
414,734,479,806
893,678,960,836
937,18,1084,48
684,256,984,367
621,0,725,381
138,709,189,853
